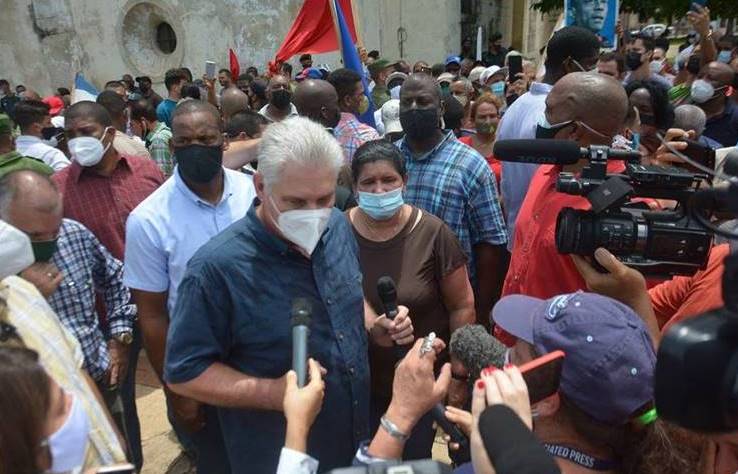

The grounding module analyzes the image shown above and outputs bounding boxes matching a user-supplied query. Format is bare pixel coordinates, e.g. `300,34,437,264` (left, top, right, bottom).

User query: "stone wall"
0,0,464,95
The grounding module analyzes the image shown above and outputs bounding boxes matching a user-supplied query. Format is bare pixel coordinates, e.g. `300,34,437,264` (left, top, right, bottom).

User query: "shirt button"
353,400,358,407
348,366,355,375
338,332,344,340
327,298,333,305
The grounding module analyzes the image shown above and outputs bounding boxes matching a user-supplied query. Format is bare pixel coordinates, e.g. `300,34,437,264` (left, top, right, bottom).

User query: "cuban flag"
330,0,376,127
72,73,98,104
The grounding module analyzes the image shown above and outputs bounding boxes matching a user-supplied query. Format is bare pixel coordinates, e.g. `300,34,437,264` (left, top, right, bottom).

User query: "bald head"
171,100,222,133
293,79,341,128
0,170,61,223
701,61,736,88
546,72,628,141
400,74,441,107
221,87,250,120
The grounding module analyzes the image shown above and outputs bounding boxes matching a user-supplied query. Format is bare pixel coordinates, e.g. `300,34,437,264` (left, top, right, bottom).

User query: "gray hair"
257,116,343,189
673,104,707,137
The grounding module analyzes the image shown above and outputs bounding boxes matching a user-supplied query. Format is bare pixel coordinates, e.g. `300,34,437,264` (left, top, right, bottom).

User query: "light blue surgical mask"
358,187,404,221
490,81,505,96
718,50,733,64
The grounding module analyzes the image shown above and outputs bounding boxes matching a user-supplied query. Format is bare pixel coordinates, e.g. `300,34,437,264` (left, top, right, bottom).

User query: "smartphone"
97,464,136,474
508,55,523,81
519,350,565,405
677,138,716,176
205,60,216,79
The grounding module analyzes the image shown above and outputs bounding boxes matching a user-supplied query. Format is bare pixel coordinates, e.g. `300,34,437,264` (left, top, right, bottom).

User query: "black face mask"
271,89,292,109
175,144,223,183
41,126,63,140
626,51,644,71
400,108,439,140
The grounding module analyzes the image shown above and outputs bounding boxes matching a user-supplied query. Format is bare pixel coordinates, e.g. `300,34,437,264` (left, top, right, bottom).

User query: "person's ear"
254,172,266,200
222,133,230,152
534,393,560,417
238,131,248,141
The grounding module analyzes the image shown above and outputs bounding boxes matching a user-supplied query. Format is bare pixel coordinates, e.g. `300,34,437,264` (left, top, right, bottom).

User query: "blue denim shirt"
164,201,370,473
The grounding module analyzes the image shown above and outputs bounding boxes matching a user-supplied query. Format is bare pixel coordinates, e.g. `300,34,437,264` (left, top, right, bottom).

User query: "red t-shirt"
650,243,728,334
501,165,589,299
458,136,502,188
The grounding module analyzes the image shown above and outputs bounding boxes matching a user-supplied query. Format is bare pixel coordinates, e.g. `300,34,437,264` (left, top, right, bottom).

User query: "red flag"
273,0,357,67
229,48,240,79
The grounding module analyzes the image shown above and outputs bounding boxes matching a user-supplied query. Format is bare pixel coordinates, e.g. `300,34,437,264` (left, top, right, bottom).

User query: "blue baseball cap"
445,55,462,67
493,291,656,425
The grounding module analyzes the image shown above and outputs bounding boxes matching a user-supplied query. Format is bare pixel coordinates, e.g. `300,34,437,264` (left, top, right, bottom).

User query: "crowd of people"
0,3,737,473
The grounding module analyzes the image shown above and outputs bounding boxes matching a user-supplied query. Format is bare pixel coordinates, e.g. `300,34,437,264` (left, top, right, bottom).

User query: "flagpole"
329,0,346,61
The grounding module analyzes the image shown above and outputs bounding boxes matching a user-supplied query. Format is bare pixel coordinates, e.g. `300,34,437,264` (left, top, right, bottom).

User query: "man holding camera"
502,72,629,301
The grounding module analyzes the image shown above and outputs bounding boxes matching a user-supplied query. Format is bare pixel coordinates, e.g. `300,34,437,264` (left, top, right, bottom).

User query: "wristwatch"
113,332,133,345
380,415,410,442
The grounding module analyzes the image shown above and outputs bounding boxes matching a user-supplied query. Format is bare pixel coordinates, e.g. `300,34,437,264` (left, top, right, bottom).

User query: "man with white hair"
673,104,723,148
164,117,372,473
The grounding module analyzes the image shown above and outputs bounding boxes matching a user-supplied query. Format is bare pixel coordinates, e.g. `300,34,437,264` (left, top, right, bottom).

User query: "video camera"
494,139,713,276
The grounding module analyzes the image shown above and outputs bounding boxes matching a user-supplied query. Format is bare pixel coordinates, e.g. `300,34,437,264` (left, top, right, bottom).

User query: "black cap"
135,76,152,83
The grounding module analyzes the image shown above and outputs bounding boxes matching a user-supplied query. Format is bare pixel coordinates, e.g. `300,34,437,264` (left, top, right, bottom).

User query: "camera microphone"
493,139,641,165
291,298,312,388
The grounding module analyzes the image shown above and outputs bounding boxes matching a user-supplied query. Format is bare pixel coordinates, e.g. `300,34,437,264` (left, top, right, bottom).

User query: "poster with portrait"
565,0,619,49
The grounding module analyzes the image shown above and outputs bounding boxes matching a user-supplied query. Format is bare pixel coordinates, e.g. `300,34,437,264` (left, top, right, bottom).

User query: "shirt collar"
400,130,456,161
146,121,167,140
16,135,43,144
173,166,234,207
0,150,22,164
529,82,554,95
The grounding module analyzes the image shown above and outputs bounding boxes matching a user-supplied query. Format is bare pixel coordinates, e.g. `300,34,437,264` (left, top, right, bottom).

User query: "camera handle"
579,145,612,182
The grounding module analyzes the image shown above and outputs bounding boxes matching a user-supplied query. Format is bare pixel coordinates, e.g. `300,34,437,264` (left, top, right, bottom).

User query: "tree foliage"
532,0,737,23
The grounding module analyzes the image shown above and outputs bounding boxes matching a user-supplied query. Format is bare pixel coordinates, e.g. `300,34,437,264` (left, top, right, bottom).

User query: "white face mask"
649,60,664,75
0,220,34,279
43,394,90,473
270,197,331,256
68,127,112,167
691,79,716,104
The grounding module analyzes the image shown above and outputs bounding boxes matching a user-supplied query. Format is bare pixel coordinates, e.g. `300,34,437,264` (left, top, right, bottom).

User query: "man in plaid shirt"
0,170,135,441
130,98,174,177
396,75,508,326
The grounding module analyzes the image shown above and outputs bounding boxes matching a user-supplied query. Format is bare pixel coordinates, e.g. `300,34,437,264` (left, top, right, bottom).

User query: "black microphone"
291,298,312,388
479,405,561,474
376,276,409,358
449,324,507,380
494,139,641,164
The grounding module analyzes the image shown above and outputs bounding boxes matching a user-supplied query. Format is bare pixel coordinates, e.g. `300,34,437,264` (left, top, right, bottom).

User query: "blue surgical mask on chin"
358,187,404,221
718,50,732,64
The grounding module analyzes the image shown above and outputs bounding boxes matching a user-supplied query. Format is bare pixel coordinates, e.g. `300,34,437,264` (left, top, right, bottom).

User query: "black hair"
653,37,670,52
368,50,380,60
64,101,113,128
56,87,71,96
281,63,293,75
218,68,232,78
299,54,312,62
104,80,126,90
625,79,674,130
327,68,362,102
0,79,9,88
599,51,626,74
130,98,158,122
225,110,267,138
351,139,406,182
545,26,600,74
180,67,193,82
443,95,465,132
96,90,127,119
172,100,222,132
164,68,188,92
431,63,446,77
250,79,268,99
630,34,656,52
12,100,49,130
237,73,253,83
246,66,259,77
490,32,502,42
180,83,201,100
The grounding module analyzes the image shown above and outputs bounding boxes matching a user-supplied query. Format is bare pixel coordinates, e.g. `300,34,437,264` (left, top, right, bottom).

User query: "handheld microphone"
493,139,641,165
376,276,409,358
449,324,507,380
291,298,312,388
479,405,561,474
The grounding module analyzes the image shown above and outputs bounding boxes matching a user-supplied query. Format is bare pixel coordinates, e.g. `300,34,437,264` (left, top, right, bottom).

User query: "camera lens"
556,208,593,254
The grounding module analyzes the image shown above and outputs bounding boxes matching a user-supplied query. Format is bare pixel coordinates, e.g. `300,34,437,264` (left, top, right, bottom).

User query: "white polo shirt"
123,167,256,314
15,135,71,171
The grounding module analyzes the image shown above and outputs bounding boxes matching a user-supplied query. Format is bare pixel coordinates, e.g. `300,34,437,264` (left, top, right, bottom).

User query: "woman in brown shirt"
347,140,476,460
